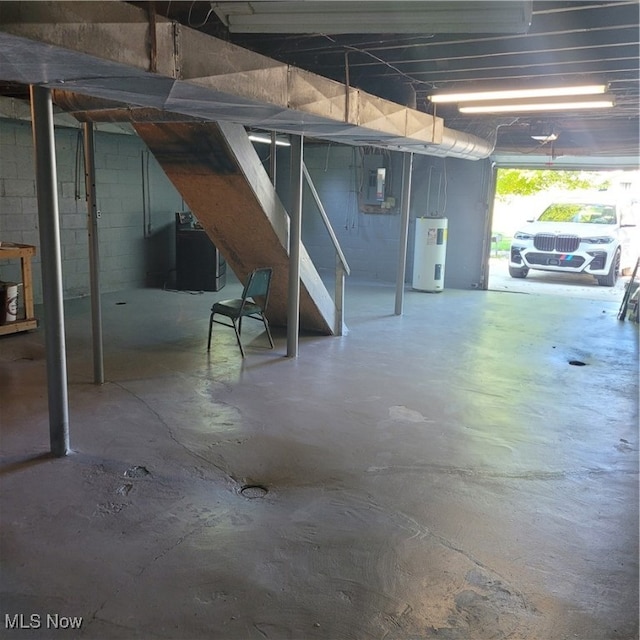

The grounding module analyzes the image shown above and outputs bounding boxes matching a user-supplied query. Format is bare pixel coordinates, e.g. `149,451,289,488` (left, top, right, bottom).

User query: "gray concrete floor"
1,278,638,640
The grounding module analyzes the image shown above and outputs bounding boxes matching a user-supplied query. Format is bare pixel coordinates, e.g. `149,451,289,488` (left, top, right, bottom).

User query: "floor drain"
568,360,587,366
240,484,268,498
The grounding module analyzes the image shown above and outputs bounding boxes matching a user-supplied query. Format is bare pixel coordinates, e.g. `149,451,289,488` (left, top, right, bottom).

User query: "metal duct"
51,92,197,124
0,0,494,160
51,90,495,161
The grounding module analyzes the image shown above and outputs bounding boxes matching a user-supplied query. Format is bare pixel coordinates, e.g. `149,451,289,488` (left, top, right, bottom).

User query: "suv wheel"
596,248,621,287
509,265,529,278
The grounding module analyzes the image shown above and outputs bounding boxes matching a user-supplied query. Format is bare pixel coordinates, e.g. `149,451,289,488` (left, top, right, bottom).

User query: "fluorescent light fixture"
214,1,533,35
459,96,615,114
429,84,607,104
248,133,291,147
529,122,558,142
531,132,558,142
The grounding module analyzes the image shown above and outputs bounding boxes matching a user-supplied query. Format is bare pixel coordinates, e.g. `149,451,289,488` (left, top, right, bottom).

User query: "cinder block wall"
411,154,493,290
1,117,493,303
0,118,184,304
276,143,492,287
302,146,404,281
275,144,409,283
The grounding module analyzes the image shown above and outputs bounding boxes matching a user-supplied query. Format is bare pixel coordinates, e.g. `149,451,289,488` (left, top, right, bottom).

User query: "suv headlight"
581,236,615,245
514,231,533,240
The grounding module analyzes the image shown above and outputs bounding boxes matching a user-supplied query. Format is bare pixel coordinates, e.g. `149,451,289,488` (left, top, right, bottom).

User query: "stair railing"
302,163,351,336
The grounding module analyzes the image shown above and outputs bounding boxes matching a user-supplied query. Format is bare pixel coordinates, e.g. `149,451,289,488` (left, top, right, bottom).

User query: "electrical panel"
363,154,386,205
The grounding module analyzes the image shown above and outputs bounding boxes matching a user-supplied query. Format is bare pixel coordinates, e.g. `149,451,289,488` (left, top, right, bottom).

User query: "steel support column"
30,85,70,456
269,131,277,186
395,152,414,315
335,255,345,335
287,135,303,357
83,122,104,384
479,161,498,291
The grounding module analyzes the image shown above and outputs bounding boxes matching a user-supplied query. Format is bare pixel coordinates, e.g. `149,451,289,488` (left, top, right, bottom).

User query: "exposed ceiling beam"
383,57,638,82
262,24,638,61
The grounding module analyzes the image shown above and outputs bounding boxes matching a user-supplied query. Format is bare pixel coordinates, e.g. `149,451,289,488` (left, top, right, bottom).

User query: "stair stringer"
133,120,337,335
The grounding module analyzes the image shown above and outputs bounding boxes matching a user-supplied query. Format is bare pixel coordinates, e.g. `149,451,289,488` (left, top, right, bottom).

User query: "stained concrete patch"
93,501,128,517
124,465,150,478
616,438,634,453
388,405,433,423
116,482,133,496
450,569,533,638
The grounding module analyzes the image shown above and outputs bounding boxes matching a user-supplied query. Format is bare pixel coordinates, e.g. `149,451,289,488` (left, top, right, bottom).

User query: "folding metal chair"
207,267,274,357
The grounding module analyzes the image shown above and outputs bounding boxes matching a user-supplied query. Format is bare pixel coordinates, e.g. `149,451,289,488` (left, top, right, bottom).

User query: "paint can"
0,281,19,324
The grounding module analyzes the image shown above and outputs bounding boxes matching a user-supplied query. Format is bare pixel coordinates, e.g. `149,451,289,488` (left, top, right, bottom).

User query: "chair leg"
231,319,245,358
262,315,274,349
207,312,214,351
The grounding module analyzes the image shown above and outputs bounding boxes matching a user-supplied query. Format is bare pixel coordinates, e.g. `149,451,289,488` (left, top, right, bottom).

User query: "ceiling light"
531,133,558,142
459,96,615,114
213,1,533,35
248,133,291,147
429,84,608,104
529,122,558,142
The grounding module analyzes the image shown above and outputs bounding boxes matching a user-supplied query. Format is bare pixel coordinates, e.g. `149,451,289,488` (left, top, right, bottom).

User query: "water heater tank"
412,217,448,292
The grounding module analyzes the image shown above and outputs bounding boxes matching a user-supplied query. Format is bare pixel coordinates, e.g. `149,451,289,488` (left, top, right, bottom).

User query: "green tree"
495,169,610,199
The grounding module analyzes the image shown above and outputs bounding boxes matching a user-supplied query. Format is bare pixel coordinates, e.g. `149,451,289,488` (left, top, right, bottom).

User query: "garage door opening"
487,168,640,302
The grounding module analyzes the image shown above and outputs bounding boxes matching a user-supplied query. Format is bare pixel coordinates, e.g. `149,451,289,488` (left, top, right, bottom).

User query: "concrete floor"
1,278,638,640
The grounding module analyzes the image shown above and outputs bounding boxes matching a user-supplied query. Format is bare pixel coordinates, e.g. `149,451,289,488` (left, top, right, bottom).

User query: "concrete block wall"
275,142,492,288
0,117,184,304
277,144,409,283
411,155,494,290
1,116,492,307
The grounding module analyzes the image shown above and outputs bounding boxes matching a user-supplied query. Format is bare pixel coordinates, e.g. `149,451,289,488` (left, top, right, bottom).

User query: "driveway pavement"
487,256,632,305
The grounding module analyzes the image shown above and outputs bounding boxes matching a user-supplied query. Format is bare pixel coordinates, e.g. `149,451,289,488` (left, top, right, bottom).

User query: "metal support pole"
287,135,303,357
269,131,277,186
30,85,70,457
335,255,345,336
83,122,104,384
395,152,414,315
479,161,498,291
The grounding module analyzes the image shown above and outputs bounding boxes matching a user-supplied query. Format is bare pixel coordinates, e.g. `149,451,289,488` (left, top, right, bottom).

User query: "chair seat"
212,298,262,317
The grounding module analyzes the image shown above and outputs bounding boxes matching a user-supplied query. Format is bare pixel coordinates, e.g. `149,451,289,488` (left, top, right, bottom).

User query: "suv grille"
533,234,580,252
527,253,585,267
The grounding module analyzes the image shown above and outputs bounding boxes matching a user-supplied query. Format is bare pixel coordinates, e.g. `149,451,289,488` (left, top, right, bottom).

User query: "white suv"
509,198,638,287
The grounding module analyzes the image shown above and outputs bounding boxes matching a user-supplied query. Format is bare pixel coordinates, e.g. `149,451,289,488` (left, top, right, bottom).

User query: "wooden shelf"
0,243,38,336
